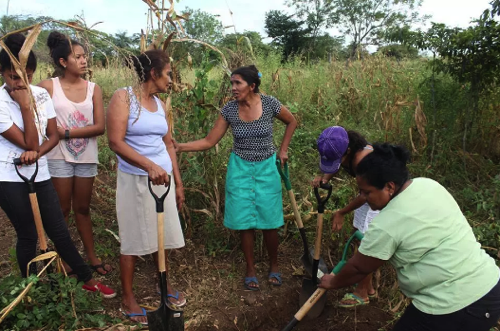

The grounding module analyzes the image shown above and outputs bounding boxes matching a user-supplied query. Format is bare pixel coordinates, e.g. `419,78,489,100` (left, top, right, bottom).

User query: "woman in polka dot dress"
176,65,297,290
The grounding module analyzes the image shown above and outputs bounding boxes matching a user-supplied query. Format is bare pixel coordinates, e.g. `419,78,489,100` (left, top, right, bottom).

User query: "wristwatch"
65,129,70,140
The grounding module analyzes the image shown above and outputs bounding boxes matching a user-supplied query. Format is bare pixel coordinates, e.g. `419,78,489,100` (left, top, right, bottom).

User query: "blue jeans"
0,180,92,282
393,278,500,331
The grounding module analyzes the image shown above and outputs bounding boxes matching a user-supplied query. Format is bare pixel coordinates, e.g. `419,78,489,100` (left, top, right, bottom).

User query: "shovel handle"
333,230,364,274
311,212,324,283
13,158,38,193
294,287,328,321
148,175,172,213
287,231,365,328
314,182,332,214
276,159,292,190
13,159,47,251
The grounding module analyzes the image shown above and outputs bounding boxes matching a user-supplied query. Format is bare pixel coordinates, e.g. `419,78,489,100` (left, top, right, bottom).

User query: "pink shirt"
47,77,98,163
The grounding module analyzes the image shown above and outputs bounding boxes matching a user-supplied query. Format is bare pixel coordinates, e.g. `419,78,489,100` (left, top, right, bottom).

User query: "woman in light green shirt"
319,143,500,331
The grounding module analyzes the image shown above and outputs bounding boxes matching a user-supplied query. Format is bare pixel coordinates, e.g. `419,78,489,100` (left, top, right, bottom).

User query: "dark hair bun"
374,144,411,165
248,65,259,73
4,33,26,51
47,31,69,51
391,145,411,165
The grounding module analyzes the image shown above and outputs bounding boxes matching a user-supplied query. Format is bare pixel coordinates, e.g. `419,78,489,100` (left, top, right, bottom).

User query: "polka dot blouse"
220,94,282,162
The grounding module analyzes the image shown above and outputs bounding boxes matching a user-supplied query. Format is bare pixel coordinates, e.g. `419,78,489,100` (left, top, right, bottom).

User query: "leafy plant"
0,273,116,330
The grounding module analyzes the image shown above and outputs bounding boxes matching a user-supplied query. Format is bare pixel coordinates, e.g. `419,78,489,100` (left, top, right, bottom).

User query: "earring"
390,193,393,197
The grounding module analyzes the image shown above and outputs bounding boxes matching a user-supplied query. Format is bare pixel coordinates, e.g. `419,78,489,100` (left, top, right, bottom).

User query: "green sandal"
338,293,369,308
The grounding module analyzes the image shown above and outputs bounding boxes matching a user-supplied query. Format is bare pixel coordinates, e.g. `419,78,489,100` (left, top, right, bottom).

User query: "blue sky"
2,0,494,38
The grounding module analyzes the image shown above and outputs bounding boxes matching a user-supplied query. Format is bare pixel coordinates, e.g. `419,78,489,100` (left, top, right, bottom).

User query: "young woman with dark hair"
313,126,377,307
107,49,185,325
320,143,500,331
175,64,297,291
37,31,109,276
0,33,115,298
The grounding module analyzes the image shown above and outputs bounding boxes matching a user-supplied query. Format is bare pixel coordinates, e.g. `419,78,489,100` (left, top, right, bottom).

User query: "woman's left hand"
318,274,335,290
278,149,288,166
19,151,39,165
176,185,185,210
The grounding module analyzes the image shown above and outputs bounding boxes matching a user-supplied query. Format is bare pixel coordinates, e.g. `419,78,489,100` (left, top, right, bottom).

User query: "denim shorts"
48,160,98,178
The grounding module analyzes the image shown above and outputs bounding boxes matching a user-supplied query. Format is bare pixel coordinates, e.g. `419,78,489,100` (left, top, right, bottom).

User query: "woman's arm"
39,118,59,157
176,114,229,152
332,194,368,231
107,89,169,185
275,105,297,165
162,107,184,209
1,88,40,152
58,84,106,139
319,252,385,290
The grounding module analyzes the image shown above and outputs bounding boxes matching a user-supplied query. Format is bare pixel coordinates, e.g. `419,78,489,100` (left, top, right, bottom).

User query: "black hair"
231,65,261,93
128,49,170,83
346,130,368,155
47,31,84,69
0,33,37,73
356,143,411,189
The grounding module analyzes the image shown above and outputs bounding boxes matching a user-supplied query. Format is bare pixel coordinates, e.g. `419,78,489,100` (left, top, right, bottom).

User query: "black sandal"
90,263,113,276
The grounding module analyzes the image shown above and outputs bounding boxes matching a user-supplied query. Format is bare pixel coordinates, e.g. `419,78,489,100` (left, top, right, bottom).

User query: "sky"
2,0,494,39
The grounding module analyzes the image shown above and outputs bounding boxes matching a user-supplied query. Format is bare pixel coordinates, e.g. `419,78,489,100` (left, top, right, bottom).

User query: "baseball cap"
317,126,349,174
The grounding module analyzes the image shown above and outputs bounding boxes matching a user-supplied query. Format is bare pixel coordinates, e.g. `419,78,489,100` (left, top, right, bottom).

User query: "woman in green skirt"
176,65,297,290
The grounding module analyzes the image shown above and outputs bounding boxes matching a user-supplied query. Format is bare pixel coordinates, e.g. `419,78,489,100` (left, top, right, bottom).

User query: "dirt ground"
0,173,397,331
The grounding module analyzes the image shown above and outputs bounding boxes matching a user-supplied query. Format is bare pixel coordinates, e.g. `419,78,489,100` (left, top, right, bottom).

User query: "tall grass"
91,52,500,255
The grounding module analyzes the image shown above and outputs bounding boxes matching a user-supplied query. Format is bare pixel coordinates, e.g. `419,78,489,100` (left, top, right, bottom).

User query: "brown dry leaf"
162,31,176,51
19,24,42,70
414,96,427,147
140,30,147,52
187,53,193,68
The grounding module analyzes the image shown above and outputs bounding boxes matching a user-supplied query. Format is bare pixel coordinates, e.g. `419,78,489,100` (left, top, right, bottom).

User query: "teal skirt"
224,153,284,230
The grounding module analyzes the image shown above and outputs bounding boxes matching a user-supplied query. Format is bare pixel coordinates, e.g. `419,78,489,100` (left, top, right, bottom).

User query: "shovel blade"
301,248,328,278
147,271,184,331
299,278,327,319
146,303,184,331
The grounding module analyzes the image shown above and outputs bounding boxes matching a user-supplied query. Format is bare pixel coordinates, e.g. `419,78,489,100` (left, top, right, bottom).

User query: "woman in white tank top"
38,31,109,276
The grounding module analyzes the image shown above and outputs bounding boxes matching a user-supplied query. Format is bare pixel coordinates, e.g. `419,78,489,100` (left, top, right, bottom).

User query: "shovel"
276,160,328,278
298,182,332,318
13,158,54,276
282,231,364,331
146,177,184,331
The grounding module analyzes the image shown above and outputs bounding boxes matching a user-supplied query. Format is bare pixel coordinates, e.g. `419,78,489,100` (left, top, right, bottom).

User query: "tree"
265,10,311,61
377,43,419,59
387,0,500,163
169,8,224,66
182,8,224,44
285,0,333,49
219,31,273,56
287,0,427,58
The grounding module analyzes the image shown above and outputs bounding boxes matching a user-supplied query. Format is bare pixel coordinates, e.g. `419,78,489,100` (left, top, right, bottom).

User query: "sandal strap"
167,291,180,300
244,276,259,285
342,293,368,303
268,272,282,284
122,307,146,317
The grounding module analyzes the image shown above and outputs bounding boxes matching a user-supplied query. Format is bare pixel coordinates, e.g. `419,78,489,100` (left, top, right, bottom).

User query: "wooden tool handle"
288,190,304,229
313,213,324,260
157,212,166,273
29,193,47,251
294,287,328,321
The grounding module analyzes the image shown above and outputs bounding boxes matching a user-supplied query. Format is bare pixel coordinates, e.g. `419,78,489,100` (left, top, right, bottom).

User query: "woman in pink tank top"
38,31,110,276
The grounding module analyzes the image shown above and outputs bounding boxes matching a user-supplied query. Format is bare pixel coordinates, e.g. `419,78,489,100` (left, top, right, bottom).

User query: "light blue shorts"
48,160,98,178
